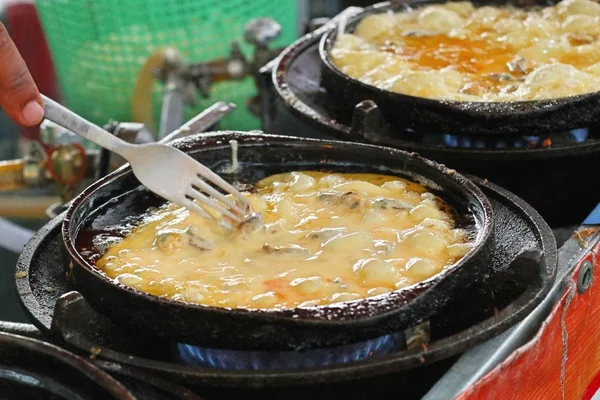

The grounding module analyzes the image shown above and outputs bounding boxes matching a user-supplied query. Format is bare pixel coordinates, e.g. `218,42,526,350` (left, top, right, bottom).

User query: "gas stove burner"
267,31,600,155
177,333,404,370
15,176,556,397
430,128,591,150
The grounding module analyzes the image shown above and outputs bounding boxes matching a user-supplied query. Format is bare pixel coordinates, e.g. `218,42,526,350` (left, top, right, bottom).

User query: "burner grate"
177,333,404,370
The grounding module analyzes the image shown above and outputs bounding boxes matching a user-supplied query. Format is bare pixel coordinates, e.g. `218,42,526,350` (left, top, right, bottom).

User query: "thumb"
0,22,43,127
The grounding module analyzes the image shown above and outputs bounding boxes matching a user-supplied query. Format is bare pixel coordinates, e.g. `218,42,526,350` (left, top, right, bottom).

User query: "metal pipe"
158,73,186,139
158,101,236,144
158,48,187,139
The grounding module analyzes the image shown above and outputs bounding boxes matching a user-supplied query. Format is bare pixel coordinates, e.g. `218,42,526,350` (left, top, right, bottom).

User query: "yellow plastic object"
130,48,167,133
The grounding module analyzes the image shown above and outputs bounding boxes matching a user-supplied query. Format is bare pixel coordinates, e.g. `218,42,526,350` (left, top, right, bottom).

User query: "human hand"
0,22,43,127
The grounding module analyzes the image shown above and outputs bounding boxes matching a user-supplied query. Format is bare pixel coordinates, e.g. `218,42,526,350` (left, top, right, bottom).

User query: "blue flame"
177,333,404,370
443,134,458,147
570,128,589,142
439,128,589,149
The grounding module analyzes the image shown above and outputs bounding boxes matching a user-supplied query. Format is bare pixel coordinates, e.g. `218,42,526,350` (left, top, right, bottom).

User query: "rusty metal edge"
423,224,600,400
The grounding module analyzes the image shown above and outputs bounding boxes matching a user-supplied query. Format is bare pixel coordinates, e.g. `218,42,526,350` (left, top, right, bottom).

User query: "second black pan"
61,132,493,351
319,0,599,136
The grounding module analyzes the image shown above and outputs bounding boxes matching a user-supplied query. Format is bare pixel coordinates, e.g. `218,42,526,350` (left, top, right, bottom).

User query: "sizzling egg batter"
96,172,472,310
330,0,600,101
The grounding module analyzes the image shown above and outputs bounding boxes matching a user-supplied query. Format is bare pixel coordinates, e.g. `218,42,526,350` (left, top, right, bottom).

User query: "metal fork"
40,94,251,226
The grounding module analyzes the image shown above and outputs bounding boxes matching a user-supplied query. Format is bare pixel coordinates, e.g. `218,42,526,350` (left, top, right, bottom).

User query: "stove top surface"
5,176,556,399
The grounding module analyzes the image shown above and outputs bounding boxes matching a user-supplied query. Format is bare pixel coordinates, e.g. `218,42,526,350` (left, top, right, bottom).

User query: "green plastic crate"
36,0,297,132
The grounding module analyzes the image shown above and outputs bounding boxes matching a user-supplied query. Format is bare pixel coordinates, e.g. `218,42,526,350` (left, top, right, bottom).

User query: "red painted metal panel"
458,240,600,400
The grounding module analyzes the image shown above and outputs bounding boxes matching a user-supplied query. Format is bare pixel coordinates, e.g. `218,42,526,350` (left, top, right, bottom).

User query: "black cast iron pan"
318,0,599,136
61,131,493,351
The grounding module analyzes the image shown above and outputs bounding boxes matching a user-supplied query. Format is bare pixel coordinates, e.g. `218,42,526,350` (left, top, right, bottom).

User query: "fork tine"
181,198,213,219
192,162,252,211
192,176,246,216
185,188,242,223
181,198,235,230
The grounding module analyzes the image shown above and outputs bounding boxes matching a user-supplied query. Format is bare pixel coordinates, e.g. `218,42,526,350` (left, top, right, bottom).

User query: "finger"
0,22,43,127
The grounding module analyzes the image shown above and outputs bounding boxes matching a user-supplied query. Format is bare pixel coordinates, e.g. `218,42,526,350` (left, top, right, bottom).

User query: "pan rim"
61,131,494,326
0,331,135,399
